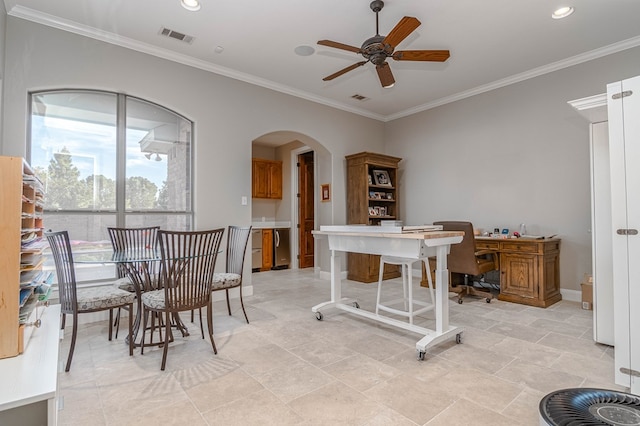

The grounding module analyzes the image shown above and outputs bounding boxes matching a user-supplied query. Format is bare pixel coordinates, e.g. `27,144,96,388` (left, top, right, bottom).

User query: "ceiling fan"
318,0,450,88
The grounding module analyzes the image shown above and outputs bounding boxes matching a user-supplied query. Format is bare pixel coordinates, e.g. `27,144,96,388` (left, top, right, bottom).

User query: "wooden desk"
422,237,561,308
312,228,464,360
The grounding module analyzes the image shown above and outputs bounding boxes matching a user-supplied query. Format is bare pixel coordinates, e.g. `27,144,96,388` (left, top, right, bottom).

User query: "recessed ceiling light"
294,45,315,56
214,46,224,54
181,0,201,12
552,6,574,19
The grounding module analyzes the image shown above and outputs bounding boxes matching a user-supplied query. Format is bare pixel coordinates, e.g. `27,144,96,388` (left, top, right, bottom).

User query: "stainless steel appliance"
273,228,290,269
251,229,262,271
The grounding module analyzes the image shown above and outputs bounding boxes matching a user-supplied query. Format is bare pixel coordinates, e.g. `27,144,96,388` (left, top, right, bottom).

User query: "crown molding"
8,6,386,122
8,5,640,123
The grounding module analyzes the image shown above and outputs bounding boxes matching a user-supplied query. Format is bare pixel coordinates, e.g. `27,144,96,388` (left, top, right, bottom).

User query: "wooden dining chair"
45,230,135,372
107,226,160,338
140,228,225,370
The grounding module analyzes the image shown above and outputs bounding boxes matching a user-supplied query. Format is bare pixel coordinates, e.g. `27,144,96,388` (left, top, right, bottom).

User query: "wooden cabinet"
252,158,282,199
261,229,274,271
345,152,402,283
0,157,50,359
475,237,562,307
608,75,640,393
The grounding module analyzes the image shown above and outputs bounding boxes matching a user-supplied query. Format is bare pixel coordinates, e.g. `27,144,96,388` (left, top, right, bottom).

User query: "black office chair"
433,221,499,304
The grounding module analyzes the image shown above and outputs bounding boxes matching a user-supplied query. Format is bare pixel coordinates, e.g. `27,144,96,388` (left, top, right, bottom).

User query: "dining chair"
45,230,135,372
213,225,253,323
140,228,225,370
107,226,160,338
192,225,252,328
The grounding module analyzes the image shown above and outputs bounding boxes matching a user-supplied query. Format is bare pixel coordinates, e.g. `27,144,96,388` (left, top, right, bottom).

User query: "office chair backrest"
433,221,479,276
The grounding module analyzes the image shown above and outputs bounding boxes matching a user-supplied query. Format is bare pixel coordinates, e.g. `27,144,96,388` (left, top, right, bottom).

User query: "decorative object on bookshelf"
372,169,392,186
321,183,331,202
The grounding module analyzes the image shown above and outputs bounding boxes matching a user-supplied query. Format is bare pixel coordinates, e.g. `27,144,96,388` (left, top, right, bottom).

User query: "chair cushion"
212,272,241,290
76,286,135,311
141,289,165,310
113,277,135,292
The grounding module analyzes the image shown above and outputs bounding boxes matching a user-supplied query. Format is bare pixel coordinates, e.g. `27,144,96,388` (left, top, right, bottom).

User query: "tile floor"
57,269,624,425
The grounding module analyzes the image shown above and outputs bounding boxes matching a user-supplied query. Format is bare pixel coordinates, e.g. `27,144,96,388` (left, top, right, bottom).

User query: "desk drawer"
500,241,539,253
476,240,500,251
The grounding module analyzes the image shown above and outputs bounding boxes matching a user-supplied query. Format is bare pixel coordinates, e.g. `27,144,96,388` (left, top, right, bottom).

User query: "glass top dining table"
73,246,189,346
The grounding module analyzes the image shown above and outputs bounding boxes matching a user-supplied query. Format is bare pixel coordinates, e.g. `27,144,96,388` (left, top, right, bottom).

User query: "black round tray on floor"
539,388,640,425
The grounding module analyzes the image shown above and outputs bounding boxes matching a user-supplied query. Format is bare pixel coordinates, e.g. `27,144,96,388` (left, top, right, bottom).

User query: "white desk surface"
313,228,464,240
0,304,60,412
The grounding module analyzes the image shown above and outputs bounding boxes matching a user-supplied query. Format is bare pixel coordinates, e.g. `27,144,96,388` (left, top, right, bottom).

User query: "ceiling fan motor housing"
361,35,393,64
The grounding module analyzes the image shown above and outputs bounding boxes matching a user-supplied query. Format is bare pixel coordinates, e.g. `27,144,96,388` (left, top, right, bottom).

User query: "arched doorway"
251,131,331,271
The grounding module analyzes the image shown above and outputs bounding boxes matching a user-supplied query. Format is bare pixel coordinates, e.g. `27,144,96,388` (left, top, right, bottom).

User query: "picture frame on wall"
321,183,331,202
372,170,392,186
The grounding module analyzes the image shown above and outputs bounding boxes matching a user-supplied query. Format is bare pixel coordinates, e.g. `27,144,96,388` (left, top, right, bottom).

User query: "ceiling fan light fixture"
155,153,162,162
181,0,201,12
383,82,395,89
144,152,152,160
552,6,574,19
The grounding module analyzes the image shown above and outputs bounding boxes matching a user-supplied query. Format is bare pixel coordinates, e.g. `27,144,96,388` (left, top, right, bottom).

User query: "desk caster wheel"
458,299,463,304
417,351,426,361
456,333,462,344
315,312,323,321
486,298,491,303
352,302,360,309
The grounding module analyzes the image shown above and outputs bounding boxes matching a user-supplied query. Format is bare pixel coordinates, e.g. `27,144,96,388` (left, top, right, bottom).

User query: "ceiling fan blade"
317,40,361,53
322,61,368,81
393,50,450,62
382,16,421,49
376,62,395,88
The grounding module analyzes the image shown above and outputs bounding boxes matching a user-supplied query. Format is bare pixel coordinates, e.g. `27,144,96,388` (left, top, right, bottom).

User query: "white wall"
385,46,640,291
4,16,640,292
1,17,386,283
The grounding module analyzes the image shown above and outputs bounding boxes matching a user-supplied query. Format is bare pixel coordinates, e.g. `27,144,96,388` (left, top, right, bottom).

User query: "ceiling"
5,0,640,121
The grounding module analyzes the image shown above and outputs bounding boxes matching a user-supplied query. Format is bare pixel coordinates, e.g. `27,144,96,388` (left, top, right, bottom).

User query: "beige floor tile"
203,388,303,425
364,375,457,424
426,398,525,426
252,360,335,403
54,269,622,426
186,368,263,413
323,353,402,392
288,381,395,425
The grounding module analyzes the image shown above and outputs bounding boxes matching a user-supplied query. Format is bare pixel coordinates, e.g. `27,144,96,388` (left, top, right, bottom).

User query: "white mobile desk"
312,228,464,359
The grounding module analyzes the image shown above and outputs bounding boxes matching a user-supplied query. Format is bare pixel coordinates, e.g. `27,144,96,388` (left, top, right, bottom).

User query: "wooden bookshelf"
345,152,402,283
0,156,50,359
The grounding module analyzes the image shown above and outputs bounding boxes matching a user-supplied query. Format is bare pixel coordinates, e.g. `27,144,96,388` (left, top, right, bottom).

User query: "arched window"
29,90,193,282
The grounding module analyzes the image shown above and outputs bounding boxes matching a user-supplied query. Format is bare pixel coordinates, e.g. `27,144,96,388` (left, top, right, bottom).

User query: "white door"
608,75,640,394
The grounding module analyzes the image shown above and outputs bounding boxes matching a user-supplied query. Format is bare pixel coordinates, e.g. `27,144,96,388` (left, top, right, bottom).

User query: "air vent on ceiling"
159,27,195,44
351,94,369,101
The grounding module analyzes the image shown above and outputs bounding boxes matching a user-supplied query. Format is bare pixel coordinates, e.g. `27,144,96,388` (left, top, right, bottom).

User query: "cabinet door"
500,253,537,299
269,161,282,199
608,75,640,393
261,229,273,271
252,160,269,198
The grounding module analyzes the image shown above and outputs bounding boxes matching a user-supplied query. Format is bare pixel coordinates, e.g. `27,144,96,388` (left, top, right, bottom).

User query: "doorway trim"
290,146,316,270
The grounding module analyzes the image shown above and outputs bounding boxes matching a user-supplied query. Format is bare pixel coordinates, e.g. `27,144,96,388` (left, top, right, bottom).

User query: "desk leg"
312,249,355,319
435,245,449,334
